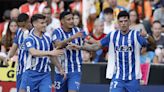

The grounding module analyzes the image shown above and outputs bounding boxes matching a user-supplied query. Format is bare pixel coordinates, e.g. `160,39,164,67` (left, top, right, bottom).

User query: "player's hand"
72,32,84,39
50,49,64,56
66,43,81,50
59,68,67,80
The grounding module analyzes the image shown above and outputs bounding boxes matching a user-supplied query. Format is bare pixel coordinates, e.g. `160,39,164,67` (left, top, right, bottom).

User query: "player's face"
62,14,74,29
35,19,47,33
118,17,130,33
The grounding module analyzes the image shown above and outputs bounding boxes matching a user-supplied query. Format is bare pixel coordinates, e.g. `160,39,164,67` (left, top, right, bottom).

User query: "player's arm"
4,29,19,65
145,35,156,50
68,33,111,51
3,43,18,65
79,42,102,51
52,30,84,49
25,38,63,57
50,56,66,79
7,43,18,59
138,30,156,49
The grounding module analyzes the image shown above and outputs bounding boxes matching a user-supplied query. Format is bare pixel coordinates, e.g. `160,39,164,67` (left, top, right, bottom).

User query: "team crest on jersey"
26,42,32,47
115,45,133,52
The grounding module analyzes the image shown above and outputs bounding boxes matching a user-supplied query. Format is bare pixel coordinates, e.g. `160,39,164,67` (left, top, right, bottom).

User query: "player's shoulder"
73,27,82,32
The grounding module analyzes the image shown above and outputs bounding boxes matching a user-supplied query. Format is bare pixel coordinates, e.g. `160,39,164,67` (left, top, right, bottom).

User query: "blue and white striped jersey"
101,30,147,80
13,28,32,74
52,27,85,73
24,31,53,72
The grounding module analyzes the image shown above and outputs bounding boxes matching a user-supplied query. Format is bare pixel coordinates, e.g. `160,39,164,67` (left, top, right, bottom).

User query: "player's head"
31,14,46,33
60,11,74,29
17,13,31,29
117,11,130,33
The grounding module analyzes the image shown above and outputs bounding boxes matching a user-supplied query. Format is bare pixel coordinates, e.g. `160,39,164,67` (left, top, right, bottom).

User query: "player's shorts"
109,78,140,92
16,73,22,91
19,70,52,92
55,72,81,92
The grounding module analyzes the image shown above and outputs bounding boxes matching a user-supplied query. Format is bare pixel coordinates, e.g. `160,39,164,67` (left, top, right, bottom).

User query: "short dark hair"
17,13,29,22
117,11,129,20
31,14,46,23
153,20,161,25
104,7,113,14
59,11,72,20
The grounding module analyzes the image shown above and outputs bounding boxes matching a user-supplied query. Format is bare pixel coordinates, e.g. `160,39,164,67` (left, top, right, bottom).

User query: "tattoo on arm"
55,37,73,49
81,44,101,51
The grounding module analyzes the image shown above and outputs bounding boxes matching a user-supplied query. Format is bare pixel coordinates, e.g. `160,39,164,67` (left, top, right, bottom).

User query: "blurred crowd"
0,0,163,67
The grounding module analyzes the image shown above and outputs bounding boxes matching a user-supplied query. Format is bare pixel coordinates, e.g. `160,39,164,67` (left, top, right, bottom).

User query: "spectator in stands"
0,10,10,41
19,0,40,17
129,9,146,32
153,0,164,27
43,6,61,38
130,0,152,21
69,0,82,14
86,19,108,63
73,11,83,28
0,19,18,61
130,0,153,39
140,46,155,85
151,0,162,10
87,2,97,33
103,7,116,34
100,0,126,21
39,0,64,18
152,21,164,63
10,8,20,20
85,0,97,34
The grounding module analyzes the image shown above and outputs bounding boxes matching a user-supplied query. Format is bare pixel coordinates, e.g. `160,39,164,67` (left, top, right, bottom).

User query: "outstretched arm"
67,41,102,52
28,48,64,57
54,32,84,49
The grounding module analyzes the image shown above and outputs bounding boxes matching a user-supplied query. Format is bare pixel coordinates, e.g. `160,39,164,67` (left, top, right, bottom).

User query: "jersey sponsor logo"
115,45,133,52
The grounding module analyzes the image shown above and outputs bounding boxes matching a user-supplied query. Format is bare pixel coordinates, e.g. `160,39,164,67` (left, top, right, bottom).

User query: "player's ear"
61,19,64,25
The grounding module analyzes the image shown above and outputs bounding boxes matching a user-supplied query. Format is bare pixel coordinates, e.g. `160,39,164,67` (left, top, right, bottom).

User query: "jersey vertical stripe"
25,31,51,72
53,27,84,73
14,28,32,75
128,30,133,80
115,31,120,79
134,30,142,79
122,35,125,80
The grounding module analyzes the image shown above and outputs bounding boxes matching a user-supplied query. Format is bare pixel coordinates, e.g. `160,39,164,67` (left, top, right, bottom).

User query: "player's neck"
33,28,42,38
121,29,130,35
62,26,71,32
